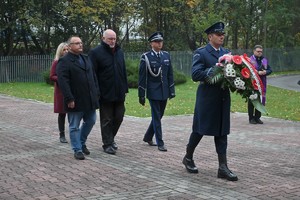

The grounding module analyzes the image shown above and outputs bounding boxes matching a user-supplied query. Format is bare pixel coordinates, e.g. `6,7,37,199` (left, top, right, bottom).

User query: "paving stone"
0,94,299,200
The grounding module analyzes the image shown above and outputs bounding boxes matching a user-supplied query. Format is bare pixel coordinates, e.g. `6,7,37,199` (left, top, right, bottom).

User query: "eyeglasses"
256,50,263,53
70,42,83,45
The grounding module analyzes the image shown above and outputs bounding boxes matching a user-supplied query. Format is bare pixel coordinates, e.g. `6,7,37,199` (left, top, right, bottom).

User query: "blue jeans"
67,110,96,153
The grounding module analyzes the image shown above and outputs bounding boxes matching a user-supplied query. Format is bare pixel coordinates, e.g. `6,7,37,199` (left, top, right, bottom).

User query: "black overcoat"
89,42,128,103
191,44,231,136
56,52,100,112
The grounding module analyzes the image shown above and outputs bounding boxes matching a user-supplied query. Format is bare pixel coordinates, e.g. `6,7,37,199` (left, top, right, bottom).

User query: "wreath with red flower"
207,53,267,114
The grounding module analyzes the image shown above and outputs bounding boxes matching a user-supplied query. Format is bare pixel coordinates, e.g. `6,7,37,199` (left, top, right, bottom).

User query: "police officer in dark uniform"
182,22,238,181
138,32,175,152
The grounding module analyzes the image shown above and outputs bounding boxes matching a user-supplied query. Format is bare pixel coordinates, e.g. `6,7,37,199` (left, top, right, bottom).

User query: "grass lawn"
0,77,299,121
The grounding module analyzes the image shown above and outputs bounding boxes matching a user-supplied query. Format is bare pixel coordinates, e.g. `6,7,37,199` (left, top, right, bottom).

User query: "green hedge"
43,69,54,85
126,59,187,88
43,59,187,87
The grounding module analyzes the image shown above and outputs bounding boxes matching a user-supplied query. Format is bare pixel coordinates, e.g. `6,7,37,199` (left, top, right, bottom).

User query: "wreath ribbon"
241,54,265,102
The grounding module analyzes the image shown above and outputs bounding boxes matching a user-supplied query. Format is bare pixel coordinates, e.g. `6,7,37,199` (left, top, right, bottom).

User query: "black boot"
59,132,68,143
182,146,198,173
217,154,238,181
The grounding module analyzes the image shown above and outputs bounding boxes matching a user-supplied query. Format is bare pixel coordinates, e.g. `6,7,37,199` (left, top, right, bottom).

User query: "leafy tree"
265,0,300,48
0,0,27,55
1,0,299,56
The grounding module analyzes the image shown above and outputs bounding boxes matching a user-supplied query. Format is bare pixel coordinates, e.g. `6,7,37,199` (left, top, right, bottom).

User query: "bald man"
89,29,128,155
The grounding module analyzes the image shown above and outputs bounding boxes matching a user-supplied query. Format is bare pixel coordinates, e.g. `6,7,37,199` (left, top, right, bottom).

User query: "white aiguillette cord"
143,54,162,77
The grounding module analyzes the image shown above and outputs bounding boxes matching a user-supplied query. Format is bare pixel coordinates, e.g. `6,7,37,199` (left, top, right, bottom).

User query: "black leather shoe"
145,141,157,146
74,152,85,160
218,165,238,181
182,156,198,173
104,146,116,155
255,118,264,124
249,119,257,124
82,145,90,155
59,136,68,143
158,146,167,151
112,142,118,150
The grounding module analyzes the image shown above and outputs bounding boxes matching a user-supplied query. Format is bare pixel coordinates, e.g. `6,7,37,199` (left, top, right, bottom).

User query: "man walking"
138,32,175,152
89,29,128,155
57,36,100,160
182,22,238,181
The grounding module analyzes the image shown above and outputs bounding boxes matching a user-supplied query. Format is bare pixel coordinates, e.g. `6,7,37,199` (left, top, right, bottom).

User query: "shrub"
126,59,139,88
42,69,54,85
173,69,187,85
43,58,187,88
126,59,187,88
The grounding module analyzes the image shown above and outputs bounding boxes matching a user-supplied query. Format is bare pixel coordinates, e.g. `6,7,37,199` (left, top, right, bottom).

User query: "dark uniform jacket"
192,43,230,136
56,52,100,112
138,50,175,100
89,41,128,103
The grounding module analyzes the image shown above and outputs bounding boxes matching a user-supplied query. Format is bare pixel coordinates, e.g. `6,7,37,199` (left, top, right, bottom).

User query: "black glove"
169,94,175,100
139,97,145,106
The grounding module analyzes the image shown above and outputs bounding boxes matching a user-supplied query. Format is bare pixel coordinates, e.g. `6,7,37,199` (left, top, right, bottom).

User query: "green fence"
0,55,52,83
0,48,299,83
126,48,300,75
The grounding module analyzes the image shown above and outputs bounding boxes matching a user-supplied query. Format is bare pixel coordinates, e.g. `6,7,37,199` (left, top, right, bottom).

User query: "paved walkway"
268,74,300,92
0,94,299,200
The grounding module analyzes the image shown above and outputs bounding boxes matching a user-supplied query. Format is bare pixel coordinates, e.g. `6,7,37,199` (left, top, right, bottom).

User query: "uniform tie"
157,52,160,58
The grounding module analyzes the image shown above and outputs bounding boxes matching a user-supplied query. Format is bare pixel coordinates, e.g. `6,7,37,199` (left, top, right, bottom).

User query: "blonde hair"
54,42,68,60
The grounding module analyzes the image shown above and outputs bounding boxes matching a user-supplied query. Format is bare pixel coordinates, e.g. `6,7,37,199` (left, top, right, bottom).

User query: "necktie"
157,53,160,58
78,55,84,66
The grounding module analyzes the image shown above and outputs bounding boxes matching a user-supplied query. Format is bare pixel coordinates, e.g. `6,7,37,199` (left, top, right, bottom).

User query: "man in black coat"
182,22,238,181
89,29,128,155
57,36,100,160
138,32,175,152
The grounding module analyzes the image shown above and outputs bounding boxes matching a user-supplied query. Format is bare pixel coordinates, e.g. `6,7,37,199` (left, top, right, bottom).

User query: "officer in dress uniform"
182,22,238,181
138,32,175,152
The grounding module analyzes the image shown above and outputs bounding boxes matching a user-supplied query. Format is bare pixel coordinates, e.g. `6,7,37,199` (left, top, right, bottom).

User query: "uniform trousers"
187,132,228,156
143,99,167,147
100,101,125,149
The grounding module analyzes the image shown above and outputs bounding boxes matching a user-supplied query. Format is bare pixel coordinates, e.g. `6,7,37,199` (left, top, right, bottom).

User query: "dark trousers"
248,101,261,120
100,101,125,149
143,99,167,147
58,113,66,133
186,132,228,158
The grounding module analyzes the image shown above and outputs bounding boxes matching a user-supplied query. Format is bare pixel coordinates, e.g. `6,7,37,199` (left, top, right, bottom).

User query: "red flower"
232,55,242,65
241,68,250,79
252,80,259,90
243,54,251,63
